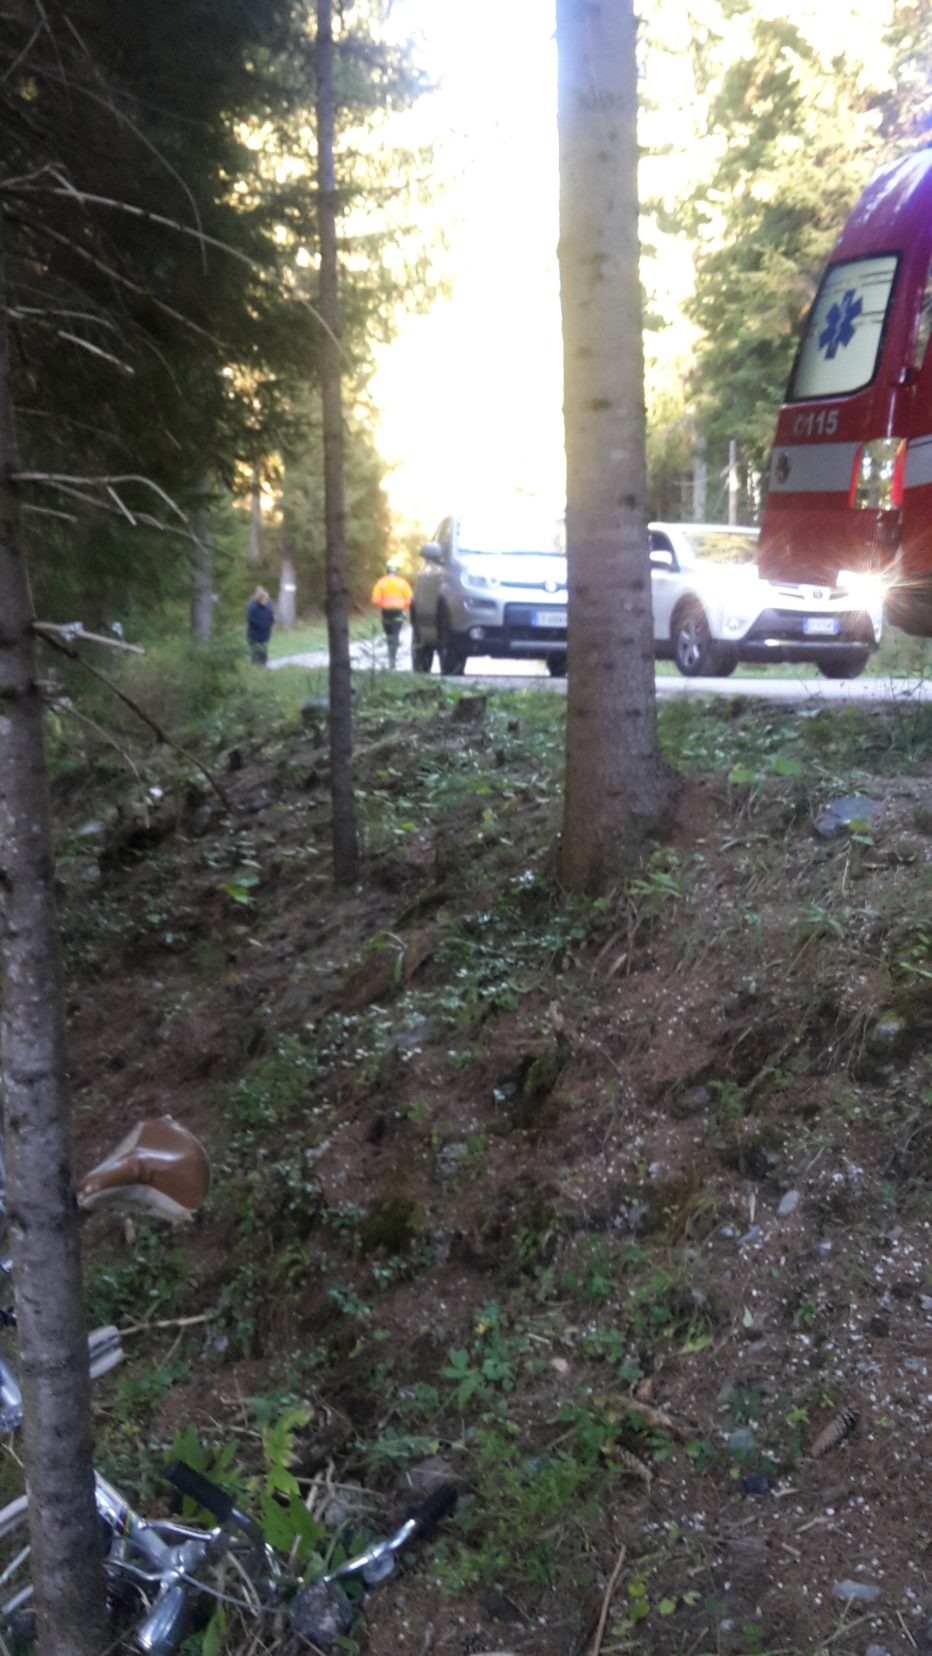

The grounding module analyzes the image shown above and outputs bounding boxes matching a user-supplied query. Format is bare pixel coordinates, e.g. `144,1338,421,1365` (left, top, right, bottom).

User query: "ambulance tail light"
848,438,907,510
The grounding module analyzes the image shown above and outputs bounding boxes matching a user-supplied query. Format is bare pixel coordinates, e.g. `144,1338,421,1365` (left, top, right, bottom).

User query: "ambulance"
757,147,932,635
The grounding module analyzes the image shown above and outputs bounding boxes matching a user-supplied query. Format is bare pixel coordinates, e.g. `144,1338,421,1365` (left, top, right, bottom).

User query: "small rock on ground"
832,1580,881,1603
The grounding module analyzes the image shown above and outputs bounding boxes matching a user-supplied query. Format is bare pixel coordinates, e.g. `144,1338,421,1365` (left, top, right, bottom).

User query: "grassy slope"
37,659,932,1655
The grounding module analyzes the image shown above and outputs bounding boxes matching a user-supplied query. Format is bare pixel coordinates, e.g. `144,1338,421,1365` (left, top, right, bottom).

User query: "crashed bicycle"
0,1120,456,1653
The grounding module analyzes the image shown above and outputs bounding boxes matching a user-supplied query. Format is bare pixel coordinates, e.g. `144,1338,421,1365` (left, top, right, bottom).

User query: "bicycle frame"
97,1475,275,1656
0,1470,278,1656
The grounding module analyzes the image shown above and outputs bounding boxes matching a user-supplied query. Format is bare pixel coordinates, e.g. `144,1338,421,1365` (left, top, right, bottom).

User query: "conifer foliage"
684,14,878,482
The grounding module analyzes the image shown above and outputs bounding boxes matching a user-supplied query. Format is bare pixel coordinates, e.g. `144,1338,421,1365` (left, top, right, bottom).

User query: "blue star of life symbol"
818,288,862,359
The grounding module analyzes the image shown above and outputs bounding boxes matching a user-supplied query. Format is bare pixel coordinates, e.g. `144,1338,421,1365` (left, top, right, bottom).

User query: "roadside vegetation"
37,654,932,1655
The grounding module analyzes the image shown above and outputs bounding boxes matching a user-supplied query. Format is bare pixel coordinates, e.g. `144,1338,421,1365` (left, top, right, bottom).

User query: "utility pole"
727,438,739,525
692,437,707,521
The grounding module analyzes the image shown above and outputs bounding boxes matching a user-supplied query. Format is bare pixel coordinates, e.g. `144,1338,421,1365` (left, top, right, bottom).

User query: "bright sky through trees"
371,0,895,542
372,0,563,534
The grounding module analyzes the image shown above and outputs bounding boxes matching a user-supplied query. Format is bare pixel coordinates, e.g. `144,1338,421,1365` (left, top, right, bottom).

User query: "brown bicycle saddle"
78,1116,210,1223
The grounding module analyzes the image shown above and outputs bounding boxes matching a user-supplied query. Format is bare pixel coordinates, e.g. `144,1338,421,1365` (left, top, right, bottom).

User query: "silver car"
411,513,568,676
650,522,885,679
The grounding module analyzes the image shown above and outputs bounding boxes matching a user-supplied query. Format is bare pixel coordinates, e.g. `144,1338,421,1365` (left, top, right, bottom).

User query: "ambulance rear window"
790,255,899,401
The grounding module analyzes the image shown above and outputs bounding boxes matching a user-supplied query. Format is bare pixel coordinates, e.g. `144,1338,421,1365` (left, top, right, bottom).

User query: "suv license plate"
803,616,840,636
531,608,567,627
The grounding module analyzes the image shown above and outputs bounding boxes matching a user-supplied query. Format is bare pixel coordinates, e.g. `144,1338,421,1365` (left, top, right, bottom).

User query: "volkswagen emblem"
544,578,559,593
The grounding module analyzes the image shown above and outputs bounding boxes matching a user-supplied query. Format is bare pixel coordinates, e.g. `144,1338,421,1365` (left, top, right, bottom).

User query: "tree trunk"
277,543,298,626
190,479,213,641
317,0,359,885
556,0,675,893
0,263,108,1656
248,462,262,564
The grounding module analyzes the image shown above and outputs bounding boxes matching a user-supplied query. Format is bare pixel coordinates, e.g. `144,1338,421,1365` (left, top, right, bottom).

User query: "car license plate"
803,616,840,636
531,608,567,627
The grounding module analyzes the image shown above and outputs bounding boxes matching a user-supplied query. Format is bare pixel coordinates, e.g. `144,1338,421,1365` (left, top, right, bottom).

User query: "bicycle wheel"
0,1494,35,1651
0,1496,143,1653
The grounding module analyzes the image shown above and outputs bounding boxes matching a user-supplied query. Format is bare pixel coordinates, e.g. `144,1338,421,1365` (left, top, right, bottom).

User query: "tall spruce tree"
556,0,674,892
0,6,311,1643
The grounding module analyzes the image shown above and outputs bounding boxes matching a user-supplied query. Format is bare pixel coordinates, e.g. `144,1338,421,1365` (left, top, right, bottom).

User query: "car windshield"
681,528,760,567
458,514,566,555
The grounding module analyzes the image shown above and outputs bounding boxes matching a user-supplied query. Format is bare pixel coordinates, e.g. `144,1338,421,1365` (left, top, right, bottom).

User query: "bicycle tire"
0,1478,286,1655
0,1494,35,1650
0,1495,141,1652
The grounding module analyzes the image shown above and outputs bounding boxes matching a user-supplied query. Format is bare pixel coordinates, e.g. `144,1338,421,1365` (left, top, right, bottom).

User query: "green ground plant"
86,1229,191,1329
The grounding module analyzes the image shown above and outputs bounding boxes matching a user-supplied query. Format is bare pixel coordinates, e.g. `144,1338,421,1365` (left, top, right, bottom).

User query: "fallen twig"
590,1542,627,1656
592,1391,688,1438
897,1610,918,1650
34,619,145,654
118,1312,213,1338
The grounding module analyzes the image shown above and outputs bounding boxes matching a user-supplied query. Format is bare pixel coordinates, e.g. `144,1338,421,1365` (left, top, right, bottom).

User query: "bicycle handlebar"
164,1460,234,1524
403,1481,458,1537
291,1482,457,1649
326,1481,458,1588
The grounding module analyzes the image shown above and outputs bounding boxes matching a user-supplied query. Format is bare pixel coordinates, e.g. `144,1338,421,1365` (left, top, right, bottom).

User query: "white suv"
411,512,568,676
650,522,884,679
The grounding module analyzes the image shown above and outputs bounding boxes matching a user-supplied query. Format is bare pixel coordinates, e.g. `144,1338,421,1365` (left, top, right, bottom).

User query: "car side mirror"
650,549,674,570
419,541,442,564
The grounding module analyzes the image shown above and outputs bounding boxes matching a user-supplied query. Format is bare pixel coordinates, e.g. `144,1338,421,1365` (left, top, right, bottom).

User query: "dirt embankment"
53,688,932,1656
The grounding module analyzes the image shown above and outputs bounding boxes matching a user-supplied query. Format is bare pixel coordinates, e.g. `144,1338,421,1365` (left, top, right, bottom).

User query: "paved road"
270,641,932,705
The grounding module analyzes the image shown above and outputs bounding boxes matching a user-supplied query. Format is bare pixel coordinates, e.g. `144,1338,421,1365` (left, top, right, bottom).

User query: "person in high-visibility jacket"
370,559,413,669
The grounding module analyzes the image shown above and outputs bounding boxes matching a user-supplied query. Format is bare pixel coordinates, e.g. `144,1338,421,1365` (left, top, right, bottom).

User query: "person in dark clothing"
246,586,275,665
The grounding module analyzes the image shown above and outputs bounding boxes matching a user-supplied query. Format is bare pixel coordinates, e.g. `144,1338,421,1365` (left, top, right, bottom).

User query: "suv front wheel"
672,599,736,678
437,608,468,676
815,649,869,680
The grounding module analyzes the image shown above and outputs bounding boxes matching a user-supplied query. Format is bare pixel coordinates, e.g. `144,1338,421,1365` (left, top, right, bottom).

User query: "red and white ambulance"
758,147,932,635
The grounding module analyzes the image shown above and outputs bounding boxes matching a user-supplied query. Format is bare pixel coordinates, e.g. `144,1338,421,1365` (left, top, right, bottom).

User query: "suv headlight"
837,568,887,608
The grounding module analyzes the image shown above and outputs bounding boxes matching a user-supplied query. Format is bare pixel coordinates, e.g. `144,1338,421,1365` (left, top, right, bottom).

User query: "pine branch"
12,216,220,344
14,479,230,557
21,502,78,524
51,698,142,781
5,168,343,357
55,332,135,375
36,630,231,808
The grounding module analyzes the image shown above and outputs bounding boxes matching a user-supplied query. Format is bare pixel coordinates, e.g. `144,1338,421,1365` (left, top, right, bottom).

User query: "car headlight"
837,568,887,607
462,567,498,591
